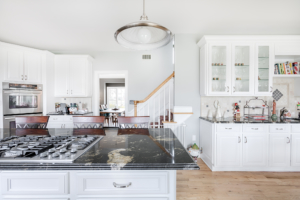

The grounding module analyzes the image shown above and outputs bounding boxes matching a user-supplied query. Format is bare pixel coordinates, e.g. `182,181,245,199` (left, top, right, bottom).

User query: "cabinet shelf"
273,74,300,78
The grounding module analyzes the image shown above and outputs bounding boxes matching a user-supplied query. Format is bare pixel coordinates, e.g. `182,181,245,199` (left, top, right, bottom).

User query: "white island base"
0,170,176,200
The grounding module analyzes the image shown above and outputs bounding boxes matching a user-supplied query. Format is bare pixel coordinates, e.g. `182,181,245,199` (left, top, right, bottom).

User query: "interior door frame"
92,70,128,116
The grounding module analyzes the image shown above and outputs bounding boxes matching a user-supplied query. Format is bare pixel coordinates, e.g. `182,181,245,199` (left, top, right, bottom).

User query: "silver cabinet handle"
4,118,15,120
287,137,290,144
67,90,68,94
71,90,72,94
25,75,27,80
276,128,283,130
244,136,247,143
238,136,241,143
21,75,23,80
270,86,273,93
233,86,236,92
251,128,258,130
113,182,132,188
227,86,229,92
225,128,232,130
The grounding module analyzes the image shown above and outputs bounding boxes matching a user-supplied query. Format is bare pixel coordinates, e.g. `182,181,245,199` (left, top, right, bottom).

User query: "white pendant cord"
140,0,148,20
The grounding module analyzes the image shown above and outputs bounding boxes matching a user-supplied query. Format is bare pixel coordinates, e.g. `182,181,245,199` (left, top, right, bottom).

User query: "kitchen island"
0,128,198,200
200,117,300,172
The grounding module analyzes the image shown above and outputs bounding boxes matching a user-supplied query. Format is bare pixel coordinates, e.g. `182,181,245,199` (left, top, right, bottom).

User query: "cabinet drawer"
1,172,68,195
243,125,268,133
270,125,291,133
48,116,66,122
292,125,300,133
76,171,168,195
216,124,241,132
64,116,73,122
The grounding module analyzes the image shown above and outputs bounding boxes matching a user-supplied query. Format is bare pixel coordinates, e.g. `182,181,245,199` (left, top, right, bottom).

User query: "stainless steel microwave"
2,82,43,116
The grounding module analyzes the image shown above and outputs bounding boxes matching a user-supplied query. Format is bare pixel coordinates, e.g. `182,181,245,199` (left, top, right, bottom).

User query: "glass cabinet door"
209,44,231,95
255,44,273,95
232,44,254,95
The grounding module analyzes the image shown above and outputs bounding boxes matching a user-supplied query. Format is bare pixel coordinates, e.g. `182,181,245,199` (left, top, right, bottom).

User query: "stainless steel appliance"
2,83,43,128
0,135,103,163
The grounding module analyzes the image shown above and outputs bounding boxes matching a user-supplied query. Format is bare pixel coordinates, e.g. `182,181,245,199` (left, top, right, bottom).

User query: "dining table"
99,108,125,115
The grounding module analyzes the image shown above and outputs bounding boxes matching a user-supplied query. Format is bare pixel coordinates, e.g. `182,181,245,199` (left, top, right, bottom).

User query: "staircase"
126,72,193,147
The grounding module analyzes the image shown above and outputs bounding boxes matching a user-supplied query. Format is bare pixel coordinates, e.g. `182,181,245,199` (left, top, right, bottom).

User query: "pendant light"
114,0,173,51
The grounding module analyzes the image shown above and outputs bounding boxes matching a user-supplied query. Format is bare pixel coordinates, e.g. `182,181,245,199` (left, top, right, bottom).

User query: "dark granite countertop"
0,128,199,171
200,116,300,124
46,112,93,116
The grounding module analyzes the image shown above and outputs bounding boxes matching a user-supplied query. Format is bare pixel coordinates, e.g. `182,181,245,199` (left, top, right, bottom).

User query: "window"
107,87,125,109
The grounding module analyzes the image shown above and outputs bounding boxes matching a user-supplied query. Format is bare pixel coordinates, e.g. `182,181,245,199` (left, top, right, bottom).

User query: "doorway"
92,70,128,127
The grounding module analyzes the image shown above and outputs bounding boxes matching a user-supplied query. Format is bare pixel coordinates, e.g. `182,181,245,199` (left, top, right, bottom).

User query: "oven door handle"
4,118,15,120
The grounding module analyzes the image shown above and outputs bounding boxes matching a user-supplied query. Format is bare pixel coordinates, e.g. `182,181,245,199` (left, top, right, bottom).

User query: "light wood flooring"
177,159,300,200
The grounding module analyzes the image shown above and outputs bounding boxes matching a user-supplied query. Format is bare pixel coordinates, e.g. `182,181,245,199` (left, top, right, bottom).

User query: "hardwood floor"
177,159,300,200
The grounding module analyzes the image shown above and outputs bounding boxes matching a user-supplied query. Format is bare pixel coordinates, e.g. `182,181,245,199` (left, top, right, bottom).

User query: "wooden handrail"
134,71,175,116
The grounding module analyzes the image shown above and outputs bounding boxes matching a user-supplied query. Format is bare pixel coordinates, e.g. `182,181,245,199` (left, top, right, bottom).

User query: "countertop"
200,116,300,123
0,128,199,171
46,112,93,116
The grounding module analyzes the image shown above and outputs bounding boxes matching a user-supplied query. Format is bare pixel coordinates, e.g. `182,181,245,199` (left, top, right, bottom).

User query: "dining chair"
15,116,49,129
118,116,150,129
112,114,118,127
73,116,105,129
73,116,106,135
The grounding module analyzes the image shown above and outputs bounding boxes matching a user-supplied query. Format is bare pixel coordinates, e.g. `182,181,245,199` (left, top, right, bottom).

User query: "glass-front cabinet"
208,44,231,95
232,44,254,95
254,44,273,95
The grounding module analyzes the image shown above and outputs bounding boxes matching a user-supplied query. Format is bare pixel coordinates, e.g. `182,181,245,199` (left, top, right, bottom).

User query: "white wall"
174,34,202,147
93,42,173,111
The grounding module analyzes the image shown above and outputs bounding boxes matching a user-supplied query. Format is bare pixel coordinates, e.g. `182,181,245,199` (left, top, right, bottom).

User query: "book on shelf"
293,62,299,74
274,64,278,74
286,62,291,74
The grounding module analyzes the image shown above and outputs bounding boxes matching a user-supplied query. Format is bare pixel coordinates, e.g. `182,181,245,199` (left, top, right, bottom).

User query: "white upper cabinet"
198,36,280,96
254,44,274,96
232,43,254,96
0,42,43,83
54,55,93,97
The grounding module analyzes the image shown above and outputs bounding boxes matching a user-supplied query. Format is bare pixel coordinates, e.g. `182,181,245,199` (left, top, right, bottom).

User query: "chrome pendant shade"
114,0,173,51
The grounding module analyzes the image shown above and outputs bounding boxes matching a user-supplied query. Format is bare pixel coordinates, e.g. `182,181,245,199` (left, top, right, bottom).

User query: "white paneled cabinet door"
55,58,69,97
69,59,86,96
243,133,268,167
216,133,241,167
291,134,300,167
269,134,291,167
4,49,23,81
231,44,254,96
208,43,231,95
254,43,274,96
24,51,42,82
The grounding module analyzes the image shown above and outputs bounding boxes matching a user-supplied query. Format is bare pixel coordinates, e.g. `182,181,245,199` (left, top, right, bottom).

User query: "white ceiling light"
114,0,173,51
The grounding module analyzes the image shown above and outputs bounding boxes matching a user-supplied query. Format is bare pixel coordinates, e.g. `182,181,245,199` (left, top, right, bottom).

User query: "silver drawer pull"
225,128,232,130
244,136,247,143
287,137,290,144
238,136,241,143
113,182,132,188
276,128,283,130
251,128,258,130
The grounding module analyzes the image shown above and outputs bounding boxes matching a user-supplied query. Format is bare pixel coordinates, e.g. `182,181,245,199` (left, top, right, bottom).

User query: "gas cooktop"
0,135,103,163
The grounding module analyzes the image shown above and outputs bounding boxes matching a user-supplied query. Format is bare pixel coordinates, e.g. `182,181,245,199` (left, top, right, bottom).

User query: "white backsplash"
53,97,92,112
201,78,300,118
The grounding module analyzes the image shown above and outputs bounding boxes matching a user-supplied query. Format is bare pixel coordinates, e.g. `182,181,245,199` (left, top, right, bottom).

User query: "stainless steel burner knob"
60,148,67,153
65,152,71,157
52,153,59,157
40,152,47,158
70,148,77,153
48,148,55,153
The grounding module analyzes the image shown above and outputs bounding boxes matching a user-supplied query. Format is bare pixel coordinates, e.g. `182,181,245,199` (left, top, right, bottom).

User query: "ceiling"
0,0,300,53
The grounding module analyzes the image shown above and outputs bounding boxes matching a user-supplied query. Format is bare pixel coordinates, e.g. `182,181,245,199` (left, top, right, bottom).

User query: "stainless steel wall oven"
2,82,43,129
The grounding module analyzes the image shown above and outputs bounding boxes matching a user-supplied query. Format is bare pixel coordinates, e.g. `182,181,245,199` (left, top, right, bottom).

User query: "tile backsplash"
53,97,92,111
201,78,300,118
